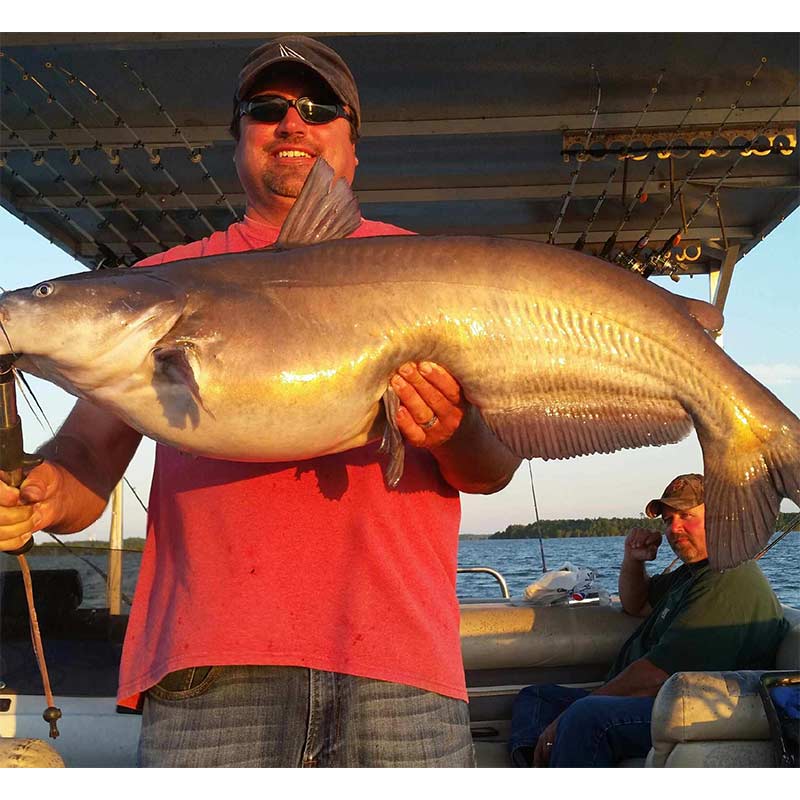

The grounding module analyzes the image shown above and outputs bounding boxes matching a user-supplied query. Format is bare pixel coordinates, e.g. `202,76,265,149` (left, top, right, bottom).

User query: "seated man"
509,473,789,768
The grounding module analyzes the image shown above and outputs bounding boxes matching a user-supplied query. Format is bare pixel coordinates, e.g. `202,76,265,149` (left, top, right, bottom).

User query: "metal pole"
710,243,739,347
107,482,123,615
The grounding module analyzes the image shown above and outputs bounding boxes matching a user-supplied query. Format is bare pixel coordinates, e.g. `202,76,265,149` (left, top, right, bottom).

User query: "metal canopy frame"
1,32,798,295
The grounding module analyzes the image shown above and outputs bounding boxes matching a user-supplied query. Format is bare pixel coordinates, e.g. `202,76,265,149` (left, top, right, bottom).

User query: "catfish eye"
33,283,54,298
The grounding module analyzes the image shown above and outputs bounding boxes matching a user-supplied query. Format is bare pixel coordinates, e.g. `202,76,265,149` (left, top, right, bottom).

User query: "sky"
1,21,798,542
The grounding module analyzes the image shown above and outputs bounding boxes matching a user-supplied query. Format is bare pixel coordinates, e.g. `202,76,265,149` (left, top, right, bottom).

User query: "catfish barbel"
0,159,798,570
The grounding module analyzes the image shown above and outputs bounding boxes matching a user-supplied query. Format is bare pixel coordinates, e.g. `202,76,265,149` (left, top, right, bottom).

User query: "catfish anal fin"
480,396,693,461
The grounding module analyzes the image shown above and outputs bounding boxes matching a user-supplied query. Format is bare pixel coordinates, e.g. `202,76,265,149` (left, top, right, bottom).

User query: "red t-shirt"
117,215,466,707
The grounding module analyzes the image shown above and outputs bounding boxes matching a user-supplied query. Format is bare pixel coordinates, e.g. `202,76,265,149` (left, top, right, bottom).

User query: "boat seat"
466,602,800,768
0,738,64,767
647,605,800,767
464,602,645,768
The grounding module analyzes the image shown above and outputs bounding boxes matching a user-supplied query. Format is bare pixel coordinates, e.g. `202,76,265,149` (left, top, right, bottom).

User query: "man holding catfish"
0,36,520,767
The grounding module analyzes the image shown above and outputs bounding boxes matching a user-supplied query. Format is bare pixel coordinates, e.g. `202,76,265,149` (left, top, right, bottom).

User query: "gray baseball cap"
235,35,361,131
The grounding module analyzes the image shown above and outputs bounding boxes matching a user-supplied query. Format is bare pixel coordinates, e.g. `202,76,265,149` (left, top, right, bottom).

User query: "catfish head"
0,269,186,397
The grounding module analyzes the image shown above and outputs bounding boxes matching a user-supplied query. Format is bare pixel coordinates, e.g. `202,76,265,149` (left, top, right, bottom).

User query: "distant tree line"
31,537,147,553
30,512,798,549
490,511,799,540
490,517,661,539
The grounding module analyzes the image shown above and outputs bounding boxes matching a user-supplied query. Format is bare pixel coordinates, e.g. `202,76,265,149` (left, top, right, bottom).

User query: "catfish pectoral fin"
153,344,214,426
379,385,405,488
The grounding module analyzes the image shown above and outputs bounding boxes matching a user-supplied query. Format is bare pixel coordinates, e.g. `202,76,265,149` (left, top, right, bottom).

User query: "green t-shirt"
608,559,789,679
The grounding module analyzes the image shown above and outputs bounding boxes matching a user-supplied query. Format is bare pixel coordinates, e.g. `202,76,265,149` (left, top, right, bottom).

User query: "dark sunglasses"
237,95,353,126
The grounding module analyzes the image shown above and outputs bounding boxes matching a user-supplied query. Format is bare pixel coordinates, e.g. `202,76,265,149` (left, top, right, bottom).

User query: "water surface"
3,533,796,610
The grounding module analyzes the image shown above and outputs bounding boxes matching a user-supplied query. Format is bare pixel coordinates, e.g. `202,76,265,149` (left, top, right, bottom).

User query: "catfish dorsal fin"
276,157,362,248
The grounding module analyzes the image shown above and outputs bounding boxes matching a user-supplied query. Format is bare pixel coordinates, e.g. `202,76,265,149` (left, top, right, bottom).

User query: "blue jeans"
137,665,475,767
509,684,654,767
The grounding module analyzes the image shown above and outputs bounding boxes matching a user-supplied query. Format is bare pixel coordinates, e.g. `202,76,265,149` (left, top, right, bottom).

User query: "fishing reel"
612,249,689,282
612,250,647,276
643,252,689,282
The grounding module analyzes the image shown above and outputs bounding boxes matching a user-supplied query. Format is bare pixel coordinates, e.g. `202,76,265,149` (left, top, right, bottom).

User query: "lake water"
457,535,799,605
3,533,798,610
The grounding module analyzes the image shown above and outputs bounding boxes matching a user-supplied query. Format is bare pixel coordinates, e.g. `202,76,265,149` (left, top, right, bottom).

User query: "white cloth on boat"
522,562,610,605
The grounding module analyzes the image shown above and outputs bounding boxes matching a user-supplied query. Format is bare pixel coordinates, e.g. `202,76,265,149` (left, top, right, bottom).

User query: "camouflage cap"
645,473,704,518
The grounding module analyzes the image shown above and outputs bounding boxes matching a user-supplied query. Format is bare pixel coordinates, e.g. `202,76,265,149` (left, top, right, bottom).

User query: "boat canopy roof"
1,32,797,291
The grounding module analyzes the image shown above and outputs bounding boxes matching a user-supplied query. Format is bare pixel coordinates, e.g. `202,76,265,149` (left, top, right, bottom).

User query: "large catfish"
1,159,798,569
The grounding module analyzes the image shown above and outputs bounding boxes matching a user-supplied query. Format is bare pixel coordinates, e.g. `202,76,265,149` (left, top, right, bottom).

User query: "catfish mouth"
0,300,25,360
0,322,18,359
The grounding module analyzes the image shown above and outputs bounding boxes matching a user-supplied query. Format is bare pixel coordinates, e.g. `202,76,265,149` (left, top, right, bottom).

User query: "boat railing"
456,567,510,599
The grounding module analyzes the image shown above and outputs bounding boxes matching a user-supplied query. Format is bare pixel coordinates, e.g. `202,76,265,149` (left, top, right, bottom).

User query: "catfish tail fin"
699,400,800,570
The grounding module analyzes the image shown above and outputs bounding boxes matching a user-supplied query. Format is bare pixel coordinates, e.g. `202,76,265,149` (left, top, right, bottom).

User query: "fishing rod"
589,69,665,259
0,51,195,251
0,304,146,608
0,287,51,440
622,59,793,274
0,381,142,658
121,61,239,222
0,355,62,738
548,65,601,245
664,86,797,242
610,57,772,268
635,86,797,279
0,118,148,262
527,462,547,574
13,371,55,438
0,158,119,267
756,512,800,562
577,70,695,252
13,369,148,516
597,163,654,260
42,533,135,607
597,86,709,262
573,167,616,252
2,80,167,254
46,59,219,237
0,282,149,522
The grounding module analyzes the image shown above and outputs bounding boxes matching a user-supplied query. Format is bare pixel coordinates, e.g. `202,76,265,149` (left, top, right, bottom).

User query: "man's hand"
533,715,560,767
390,361,465,449
619,528,661,615
0,462,62,552
388,360,520,493
624,527,662,562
